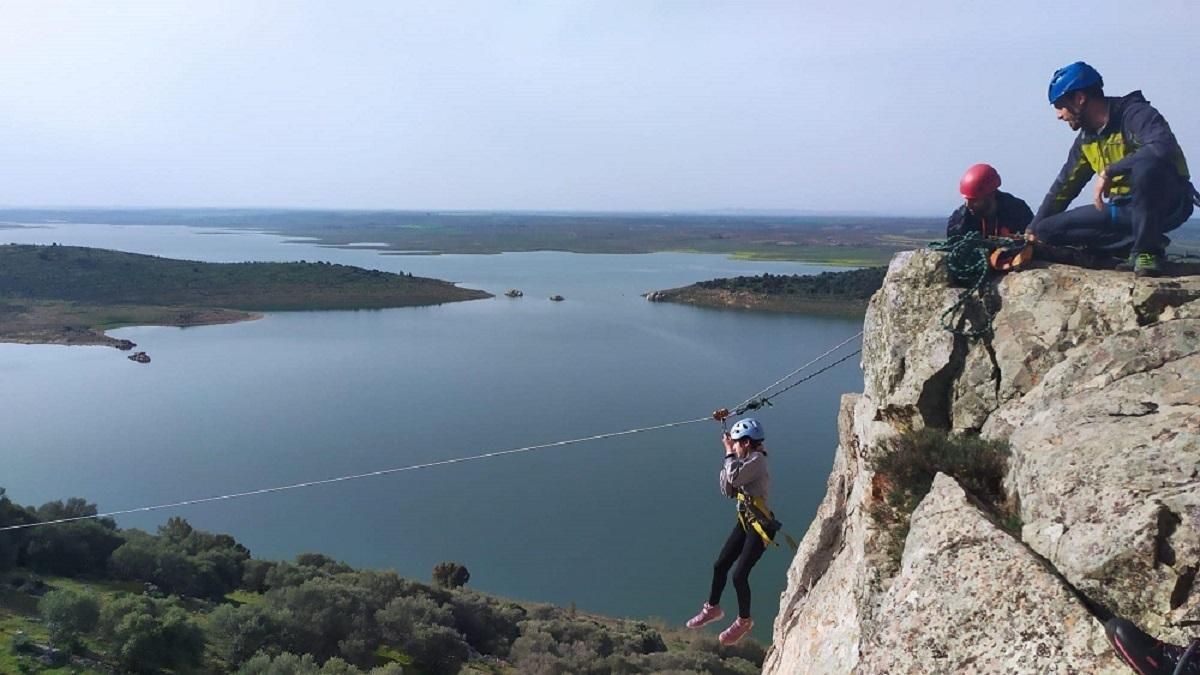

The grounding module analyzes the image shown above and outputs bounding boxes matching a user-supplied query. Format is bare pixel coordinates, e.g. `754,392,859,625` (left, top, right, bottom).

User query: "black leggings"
708,520,766,619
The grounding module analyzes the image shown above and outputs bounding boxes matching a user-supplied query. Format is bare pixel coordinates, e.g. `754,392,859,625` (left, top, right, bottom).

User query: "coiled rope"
927,232,999,339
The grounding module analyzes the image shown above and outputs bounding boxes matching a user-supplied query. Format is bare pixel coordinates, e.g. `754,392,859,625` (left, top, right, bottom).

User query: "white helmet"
729,418,764,441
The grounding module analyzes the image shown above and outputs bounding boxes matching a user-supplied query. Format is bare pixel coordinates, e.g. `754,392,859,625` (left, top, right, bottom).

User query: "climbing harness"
737,489,782,548
0,332,865,533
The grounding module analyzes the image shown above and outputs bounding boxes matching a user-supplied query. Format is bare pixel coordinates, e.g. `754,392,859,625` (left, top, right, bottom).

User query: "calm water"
0,223,863,640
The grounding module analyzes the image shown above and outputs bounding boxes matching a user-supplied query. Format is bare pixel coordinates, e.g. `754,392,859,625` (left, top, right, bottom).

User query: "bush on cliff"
869,429,1013,570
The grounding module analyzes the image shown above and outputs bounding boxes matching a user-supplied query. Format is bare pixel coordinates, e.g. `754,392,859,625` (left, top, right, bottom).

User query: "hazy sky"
2,1,1198,214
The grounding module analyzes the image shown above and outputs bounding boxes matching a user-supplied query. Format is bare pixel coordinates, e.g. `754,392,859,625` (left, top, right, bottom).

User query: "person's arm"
1013,197,1034,234
1034,139,1093,223
1106,99,1185,177
946,207,969,238
719,434,737,497
722,452,767,490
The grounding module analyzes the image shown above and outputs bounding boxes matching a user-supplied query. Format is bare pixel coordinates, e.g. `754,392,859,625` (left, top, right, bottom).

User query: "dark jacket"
1035,91,1193,222
947,190,1033,238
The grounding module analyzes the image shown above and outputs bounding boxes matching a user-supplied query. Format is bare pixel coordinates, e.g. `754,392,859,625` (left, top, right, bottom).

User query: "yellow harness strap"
736,492,777,548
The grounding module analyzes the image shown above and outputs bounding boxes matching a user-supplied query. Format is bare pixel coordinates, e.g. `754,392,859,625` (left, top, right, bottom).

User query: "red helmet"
960,164,1001,199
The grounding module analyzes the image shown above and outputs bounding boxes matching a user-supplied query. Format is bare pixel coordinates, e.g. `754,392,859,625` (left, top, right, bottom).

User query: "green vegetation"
0,244,490,348
648,266,887,316
432,561,470,589
868,429,1014,572
0,486,766,673
1,208,945,264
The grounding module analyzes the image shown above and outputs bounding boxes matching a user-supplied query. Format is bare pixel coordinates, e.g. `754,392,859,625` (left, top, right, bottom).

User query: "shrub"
446,589,525,656
39,587,100,651
99,594,205,673
432,561,470,588
206,603,282,666
263,577,377,665
869,428,1012,570
9,630,33,653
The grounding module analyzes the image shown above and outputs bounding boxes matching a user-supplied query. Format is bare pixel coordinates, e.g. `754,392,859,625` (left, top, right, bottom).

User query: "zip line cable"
727,331,863,414
730,348,863,415
0,331,865,533
0,418,711,532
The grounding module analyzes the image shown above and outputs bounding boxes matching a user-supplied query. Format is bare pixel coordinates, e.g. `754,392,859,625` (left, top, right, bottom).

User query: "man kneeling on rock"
1028,61,1200,277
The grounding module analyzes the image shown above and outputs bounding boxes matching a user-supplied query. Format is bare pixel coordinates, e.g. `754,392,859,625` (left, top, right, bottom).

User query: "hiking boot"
1105,617,1200,675
1133,252,1163,277
686,603,723,629
719,616,753,645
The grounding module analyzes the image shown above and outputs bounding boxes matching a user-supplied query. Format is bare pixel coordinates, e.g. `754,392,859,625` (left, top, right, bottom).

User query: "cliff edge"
765,250,1200,673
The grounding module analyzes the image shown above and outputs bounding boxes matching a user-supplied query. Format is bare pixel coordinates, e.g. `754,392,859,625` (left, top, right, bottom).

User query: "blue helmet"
1048,61,1103,104
729,418,765,442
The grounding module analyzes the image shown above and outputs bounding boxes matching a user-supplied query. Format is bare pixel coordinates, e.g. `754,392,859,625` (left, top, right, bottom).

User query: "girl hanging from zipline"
686,416,777,645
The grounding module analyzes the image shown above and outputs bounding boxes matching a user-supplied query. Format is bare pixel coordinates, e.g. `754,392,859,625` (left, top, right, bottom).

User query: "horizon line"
0,204,944,218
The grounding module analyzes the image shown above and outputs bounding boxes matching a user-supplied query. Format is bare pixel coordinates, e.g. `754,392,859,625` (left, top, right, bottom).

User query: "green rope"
927,232,996,339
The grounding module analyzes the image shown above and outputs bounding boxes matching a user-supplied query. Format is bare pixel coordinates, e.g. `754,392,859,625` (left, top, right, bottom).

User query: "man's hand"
1093,169,1112,211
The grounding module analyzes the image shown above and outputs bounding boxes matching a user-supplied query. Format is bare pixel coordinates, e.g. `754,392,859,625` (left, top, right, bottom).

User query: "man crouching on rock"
1027,61,1200,277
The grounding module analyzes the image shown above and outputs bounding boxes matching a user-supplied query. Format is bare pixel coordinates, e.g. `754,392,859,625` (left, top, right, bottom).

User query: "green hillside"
0,244,491,348
0,489,765,674
647,266,887,316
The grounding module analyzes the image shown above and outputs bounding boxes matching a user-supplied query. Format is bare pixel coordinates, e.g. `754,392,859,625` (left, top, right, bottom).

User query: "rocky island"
0,244,491,348
763,250,1200,673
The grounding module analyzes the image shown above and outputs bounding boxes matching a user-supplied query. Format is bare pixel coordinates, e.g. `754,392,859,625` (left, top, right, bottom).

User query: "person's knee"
1127,156,1174,191
732,563,753,587
1029,217,1062,242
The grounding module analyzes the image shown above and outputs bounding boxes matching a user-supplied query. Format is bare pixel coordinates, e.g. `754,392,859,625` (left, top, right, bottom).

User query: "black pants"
1031,154,1195,256
708,520,766,619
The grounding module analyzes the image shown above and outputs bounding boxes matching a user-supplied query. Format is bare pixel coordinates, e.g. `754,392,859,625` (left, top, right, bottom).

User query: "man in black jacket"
947,163,1032,239
1028,61,1199,277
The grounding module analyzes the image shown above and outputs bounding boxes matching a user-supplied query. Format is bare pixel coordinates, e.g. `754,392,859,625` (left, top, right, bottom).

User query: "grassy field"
0,244,491,348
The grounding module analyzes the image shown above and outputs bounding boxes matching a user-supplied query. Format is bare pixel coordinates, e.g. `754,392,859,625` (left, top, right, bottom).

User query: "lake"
0,223,864,640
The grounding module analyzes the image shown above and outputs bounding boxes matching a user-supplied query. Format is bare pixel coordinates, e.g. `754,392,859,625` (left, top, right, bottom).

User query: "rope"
732,348,862,415
0,417,711,532
1,331,866,533
731,331,863,412
927,232,998,339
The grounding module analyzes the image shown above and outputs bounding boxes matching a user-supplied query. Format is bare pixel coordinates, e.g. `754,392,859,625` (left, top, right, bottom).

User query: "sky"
1,1,1198,215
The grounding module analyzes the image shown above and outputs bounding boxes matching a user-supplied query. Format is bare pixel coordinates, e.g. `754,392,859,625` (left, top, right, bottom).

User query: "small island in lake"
0,244,491,348
645,266,886,316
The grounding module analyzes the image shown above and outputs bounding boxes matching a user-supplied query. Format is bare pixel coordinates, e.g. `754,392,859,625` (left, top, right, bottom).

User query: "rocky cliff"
765,250,1200,673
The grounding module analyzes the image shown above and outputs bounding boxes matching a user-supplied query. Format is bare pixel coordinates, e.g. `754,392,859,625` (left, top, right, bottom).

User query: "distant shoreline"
0,209,946,266
0,302,263,349
645,287,871,316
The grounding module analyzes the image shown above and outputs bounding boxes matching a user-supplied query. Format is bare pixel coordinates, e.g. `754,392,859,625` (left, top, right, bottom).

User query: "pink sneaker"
686,603,724,628
719,616,754,645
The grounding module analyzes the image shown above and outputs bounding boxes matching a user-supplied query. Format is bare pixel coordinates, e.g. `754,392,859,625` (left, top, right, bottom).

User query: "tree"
38,588,100,651
100,595,205,673
432,561,470,588
206,603,281,667
264,577,377,665
0,487,36,571
376,595,469,675
23,520,123,576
